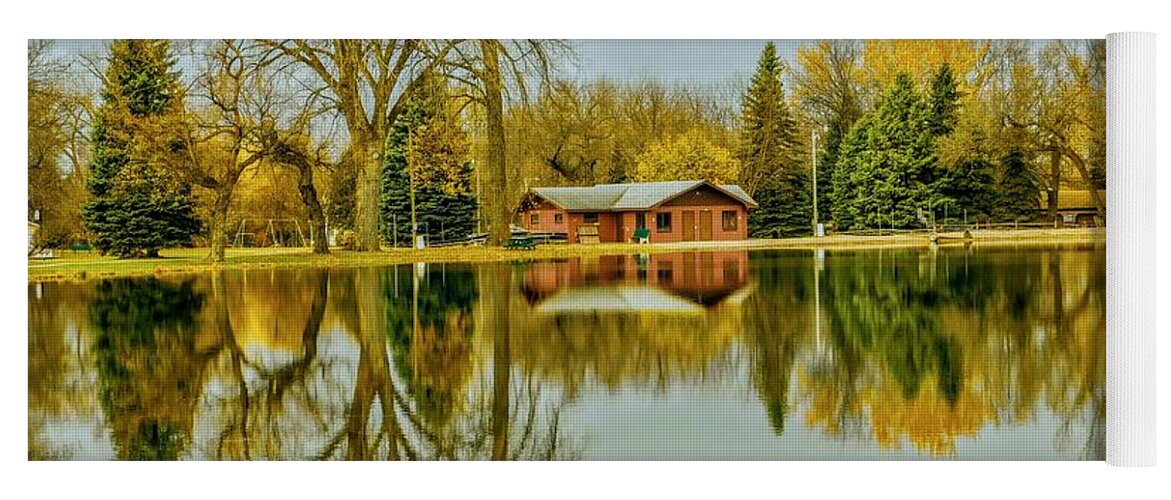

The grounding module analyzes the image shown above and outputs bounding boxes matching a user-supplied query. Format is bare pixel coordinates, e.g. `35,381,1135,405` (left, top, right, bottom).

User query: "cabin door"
682,211,696,241
698,210,713,241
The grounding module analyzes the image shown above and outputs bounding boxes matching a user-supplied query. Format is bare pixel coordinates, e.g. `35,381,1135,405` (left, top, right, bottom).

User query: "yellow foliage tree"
631,129,741,184
862,40,991,102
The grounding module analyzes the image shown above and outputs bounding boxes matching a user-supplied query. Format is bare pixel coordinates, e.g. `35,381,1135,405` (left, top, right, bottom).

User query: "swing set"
232,218,308,248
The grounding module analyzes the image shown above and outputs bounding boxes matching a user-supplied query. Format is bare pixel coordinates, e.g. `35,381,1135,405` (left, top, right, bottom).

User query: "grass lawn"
27,227,1103,283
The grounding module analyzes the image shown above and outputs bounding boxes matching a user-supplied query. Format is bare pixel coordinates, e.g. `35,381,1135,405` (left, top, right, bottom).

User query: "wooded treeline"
28,39,1105,257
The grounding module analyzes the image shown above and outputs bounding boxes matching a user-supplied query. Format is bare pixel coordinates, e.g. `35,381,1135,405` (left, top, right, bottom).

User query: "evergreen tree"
994,148,1040,222
749,171,812,238
939,124,998,223
82,40,200,257
381,80,479,246
943,156,997,223
740,42,808,237
832,74,944,230
928,64,961,137
815,120,847,225
740,42,800,194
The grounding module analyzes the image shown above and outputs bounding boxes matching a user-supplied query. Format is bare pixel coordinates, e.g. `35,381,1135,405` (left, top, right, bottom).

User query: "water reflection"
28,245,1105,460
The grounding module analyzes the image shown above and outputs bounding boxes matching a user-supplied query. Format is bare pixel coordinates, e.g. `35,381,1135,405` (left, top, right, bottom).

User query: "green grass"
27,227,1104,283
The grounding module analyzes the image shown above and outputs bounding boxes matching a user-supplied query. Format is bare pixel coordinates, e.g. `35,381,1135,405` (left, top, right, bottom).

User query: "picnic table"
505,234,537,250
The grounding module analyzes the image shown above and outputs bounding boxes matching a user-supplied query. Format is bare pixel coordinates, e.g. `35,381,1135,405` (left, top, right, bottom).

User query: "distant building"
518,180,758,243
1039,190,1107,227
27,220,39,252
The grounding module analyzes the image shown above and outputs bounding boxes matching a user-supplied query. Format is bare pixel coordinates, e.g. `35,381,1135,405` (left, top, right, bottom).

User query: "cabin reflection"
521,250,751,312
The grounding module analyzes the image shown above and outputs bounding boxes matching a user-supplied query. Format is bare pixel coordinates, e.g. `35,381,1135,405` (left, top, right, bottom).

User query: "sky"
42,39,807,98
565,39,805,86
41,39,1077,108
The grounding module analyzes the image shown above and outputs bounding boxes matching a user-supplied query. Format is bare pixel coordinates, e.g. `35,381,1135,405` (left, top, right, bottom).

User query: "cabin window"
554,213,564,224
722,210,738,231
531,213,540,226
583,212,599,223
635,213,647,229
656,212,672,232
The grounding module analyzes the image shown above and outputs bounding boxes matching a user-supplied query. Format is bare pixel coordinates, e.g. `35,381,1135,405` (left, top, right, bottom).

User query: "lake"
27,243,1105,460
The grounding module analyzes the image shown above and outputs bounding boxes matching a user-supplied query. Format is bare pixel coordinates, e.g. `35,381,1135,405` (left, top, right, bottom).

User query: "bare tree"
258,40,453,251
150,40,340,260
442,40,564,246
1000,40,1106,222
258,122,333,255
147,40,283,262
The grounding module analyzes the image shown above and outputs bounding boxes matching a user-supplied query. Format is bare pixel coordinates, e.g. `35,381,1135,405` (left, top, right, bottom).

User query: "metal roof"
532,180,757,211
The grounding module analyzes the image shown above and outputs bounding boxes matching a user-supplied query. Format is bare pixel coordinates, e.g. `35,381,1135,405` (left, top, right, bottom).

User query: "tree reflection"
787,244,1106,457
198,268,336,460
384,264,477,439
88,277,207,460
742,252,809,435
29,281,100,459
27,245,1105,460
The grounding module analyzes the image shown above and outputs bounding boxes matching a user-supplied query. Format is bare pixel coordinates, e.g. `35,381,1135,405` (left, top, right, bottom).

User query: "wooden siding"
661,184,746,208
518,183,752,243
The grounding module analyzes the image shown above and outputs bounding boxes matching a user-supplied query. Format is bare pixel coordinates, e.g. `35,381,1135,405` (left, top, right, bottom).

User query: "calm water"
28,244,1105,460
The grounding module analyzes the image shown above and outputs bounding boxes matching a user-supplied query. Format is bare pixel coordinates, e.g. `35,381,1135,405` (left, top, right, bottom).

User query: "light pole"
408,125,425,249
473,159,482,235
811,127,821,237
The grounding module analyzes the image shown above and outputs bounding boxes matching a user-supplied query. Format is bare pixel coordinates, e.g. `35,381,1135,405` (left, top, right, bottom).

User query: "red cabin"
517,180,758,243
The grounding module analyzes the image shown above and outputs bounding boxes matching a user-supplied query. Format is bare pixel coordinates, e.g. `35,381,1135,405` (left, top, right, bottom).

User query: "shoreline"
27,227,1104,283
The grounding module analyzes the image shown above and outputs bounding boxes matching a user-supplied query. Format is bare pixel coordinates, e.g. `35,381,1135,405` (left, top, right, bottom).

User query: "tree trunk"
1048,148,1061,227
212,272,251,459
352,135,382,252
296,159,330,255
489,264,512,460
348,268,399,459
480,41,511,247
209,185,234,263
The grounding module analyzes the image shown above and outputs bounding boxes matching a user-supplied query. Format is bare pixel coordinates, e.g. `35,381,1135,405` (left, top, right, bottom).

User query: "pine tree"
740,42,808,237
928,64,961,137
749,172,812,238
832,74,943,230
815,120,847,225
995,148,1040,222
939,126,998,223
82,40,200,257
380,80,479,246
740,42,799,194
